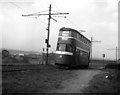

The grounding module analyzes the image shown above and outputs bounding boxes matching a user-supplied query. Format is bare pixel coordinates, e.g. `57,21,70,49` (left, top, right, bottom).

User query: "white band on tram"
55,51,73,56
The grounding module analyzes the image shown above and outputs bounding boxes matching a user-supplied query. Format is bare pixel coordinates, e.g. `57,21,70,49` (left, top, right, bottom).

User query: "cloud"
0,0,34,2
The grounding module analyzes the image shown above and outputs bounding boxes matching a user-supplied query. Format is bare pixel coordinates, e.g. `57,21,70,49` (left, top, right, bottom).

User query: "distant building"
18,53,24,56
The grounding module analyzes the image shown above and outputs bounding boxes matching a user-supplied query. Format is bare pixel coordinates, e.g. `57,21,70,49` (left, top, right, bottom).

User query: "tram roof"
60,27,91,43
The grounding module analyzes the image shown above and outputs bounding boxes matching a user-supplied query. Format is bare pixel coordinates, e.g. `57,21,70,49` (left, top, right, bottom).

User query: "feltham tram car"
55,27,91,68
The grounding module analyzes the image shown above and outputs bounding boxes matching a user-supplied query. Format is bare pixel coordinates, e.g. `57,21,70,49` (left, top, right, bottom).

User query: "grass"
2,53,55,66
2,52,120,93
105,63,120,70
81,63,120,93
2,64,75,93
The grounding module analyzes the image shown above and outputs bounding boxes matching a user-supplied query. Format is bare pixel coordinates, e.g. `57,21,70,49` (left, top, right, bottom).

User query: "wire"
10,2,49,14
49,0,82,30
49,0,92,41
50,0,62,13
9,2,50,27
30,10,49,15
9,2,28,13
65,18,81,29
51,10,61,13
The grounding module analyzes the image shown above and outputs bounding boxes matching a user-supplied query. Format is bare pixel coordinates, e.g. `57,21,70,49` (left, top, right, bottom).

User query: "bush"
2,49,10,58
105,63,120,70
2,55,29,65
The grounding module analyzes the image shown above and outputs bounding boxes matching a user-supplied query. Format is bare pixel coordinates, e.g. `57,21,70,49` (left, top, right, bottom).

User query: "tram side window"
74,32,77,38
77,34,79,39
80,51,88,59
57,44,73,52
82,51,89,57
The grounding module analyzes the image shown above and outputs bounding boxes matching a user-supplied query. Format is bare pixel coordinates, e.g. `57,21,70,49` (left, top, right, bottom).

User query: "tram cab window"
57,44,66,51
57,43,73,52
59,31,63,36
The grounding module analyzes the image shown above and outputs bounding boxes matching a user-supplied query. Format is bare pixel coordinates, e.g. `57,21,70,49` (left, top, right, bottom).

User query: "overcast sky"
0,0,119,60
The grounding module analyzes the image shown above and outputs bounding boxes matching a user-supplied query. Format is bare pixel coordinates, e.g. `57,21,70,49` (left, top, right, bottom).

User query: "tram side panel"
72,39,90,67
55,38,90,67
79,51,90,66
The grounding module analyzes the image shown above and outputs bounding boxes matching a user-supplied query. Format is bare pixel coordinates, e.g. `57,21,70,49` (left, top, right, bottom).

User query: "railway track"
1,64,50,72
1,62,106,72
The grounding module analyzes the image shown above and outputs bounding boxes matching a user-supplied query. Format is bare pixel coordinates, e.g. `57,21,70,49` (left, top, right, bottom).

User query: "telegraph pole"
22,4,69,64
91,37,101,61
46,4,51,64
116,47,118,63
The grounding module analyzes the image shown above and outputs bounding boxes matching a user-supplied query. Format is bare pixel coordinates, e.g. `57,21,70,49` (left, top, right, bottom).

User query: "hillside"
0,48,42,55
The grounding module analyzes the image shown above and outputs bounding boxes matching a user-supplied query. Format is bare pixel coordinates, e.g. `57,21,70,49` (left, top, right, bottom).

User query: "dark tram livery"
55,27,91,68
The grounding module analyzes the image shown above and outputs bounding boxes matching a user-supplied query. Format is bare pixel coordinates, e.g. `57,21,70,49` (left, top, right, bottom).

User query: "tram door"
73,47,80,66
80,51,89,65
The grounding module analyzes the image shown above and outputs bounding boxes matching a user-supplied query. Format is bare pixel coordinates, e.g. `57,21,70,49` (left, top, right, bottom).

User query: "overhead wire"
65,18,81,29
49,0,92,41
50,0,61,13
9,2,49,26
30,10,49,15
49,0,82,30
10,1,80,33
10,2,28,13
9,1,59,51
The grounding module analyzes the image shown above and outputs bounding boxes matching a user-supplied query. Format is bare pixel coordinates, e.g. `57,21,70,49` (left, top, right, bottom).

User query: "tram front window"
57,44,73,52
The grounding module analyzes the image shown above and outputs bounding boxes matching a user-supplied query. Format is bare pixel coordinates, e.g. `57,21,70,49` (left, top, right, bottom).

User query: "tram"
55,27,91,68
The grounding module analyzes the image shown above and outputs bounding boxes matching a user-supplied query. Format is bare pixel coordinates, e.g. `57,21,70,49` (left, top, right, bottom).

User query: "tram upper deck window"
59,31,71,37
57,43,73,52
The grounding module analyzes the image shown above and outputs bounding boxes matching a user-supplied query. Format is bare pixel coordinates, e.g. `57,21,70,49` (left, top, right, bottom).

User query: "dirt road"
2,64,103,93
51,69,101,93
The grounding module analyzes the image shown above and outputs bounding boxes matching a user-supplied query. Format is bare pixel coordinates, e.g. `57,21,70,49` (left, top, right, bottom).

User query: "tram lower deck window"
57,44,73,52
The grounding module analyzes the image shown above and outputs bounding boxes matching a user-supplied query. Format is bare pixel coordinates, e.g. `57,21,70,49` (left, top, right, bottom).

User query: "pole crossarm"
91,41,101,43
91,37,101,43
22,13,69,17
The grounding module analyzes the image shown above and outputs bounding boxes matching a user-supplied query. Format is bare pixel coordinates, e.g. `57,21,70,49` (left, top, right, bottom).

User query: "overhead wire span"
49,0,82,30
50,0,62,13
65,18,80,29
30,10,49,15
9,2,28,13
51,10,61,13
9,2,50,27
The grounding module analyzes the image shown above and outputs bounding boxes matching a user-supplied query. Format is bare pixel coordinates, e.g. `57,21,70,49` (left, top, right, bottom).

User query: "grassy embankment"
2,65,76,93
82,62,120,93
2,52,75,93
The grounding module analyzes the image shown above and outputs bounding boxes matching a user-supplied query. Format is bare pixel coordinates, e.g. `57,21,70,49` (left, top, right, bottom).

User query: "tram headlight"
60,55,62,58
